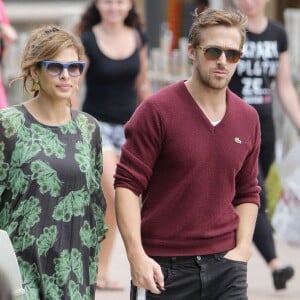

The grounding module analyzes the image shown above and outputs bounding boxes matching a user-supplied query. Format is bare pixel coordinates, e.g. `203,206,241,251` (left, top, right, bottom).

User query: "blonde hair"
11,25,85,95
188,8,247,49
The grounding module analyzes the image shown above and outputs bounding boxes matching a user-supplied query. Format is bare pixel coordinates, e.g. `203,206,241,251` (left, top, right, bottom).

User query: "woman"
229,0,300,290
0,25,107,299
76,0,152,291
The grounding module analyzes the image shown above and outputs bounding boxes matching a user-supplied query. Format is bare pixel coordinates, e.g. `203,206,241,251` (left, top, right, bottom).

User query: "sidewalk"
96,232,299,300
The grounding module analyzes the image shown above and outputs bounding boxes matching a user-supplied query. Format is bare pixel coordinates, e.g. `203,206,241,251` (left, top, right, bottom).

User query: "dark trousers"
253,140,277,263
130,253,248,300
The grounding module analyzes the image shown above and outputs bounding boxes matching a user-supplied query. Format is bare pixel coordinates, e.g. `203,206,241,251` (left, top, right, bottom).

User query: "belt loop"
171,257,176,268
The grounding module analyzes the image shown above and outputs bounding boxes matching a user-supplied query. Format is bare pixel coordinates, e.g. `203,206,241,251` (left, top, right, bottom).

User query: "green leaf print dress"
0,105,107,300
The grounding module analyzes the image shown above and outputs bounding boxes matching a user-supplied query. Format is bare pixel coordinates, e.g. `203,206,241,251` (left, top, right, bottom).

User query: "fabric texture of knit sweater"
114,80,261,256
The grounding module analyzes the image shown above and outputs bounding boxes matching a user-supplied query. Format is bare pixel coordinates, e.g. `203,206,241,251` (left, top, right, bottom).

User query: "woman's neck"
247,15,268,34
25,97,71,126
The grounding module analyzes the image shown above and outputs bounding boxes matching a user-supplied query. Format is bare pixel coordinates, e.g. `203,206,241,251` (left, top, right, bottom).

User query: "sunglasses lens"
46,63,63,76
225,50,241,63
67,63,84,76
204,47,223,60
202,47,241,63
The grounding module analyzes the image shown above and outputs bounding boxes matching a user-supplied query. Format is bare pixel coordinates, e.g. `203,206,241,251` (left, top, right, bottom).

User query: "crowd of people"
1,0,299,299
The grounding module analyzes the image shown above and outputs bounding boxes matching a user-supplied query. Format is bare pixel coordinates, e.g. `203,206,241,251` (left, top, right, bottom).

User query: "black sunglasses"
38,61,86,77
198,46,242,63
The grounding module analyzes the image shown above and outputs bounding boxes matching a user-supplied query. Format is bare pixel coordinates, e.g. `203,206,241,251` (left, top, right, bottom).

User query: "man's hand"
129,252,165,294
224,245,252,263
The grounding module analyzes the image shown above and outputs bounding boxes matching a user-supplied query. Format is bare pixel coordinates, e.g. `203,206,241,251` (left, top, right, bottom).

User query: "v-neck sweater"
115,80,261,256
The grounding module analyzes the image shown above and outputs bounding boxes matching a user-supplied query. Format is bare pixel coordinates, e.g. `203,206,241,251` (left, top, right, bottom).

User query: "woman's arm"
276,51,300,132
135,45,152,104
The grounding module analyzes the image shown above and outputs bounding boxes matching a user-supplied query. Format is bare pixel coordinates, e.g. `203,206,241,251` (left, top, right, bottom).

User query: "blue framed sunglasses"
38,61,86,77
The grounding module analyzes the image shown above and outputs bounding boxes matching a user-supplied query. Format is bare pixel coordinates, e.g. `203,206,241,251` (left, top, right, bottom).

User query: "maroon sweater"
115,80,261,256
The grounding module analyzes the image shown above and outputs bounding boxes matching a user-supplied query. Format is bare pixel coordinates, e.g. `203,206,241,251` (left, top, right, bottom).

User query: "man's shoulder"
146,80,186,104
227,89,259,119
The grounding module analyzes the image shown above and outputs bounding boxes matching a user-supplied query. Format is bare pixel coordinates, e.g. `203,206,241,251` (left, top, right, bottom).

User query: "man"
114,8,261,300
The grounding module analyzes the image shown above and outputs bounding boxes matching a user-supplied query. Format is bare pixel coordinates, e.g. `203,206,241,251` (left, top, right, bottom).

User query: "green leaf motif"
54,249,83,287
31,160,62,196
82,287,91,300
68,280,82,300
0,202,10,228
89,255,99,285
0,161,9,180
31,124,66,159
42,274,63,300
5,221,18,236
70,249,84,284
54,250,71,286
0,107,25,138
60,119,77,134
75,142,100,194
92,203,108,240
12,196,41,236
37,225,58,256
11,140,41,166
7,167,28,199
0,141,9,181
76,114,96,143
80,221,98,248
18,258,40,300
53,189,89,222
13,232,35,252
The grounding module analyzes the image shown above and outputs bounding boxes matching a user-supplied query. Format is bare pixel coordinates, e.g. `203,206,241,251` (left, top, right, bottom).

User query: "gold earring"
32,80,40,92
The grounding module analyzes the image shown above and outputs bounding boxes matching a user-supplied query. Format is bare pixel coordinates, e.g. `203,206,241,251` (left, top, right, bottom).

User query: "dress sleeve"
0,118,10,200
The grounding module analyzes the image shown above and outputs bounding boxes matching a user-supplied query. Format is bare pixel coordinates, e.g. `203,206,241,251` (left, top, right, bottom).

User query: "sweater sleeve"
114,99,164,195
234,115,261,207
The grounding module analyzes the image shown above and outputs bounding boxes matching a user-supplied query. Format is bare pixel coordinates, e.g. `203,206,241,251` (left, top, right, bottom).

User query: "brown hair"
188,8,247,49
75,0,143,35
11,25,85,95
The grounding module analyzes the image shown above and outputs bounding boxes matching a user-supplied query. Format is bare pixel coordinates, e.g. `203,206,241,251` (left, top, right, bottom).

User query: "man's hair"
188,8,247,49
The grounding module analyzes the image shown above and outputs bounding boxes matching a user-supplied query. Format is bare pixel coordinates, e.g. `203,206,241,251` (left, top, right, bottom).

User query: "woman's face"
34,47,82,102
233,0,268,18
96,0,133,25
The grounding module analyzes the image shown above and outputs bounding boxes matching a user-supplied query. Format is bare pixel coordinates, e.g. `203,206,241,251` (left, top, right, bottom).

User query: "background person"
229,0,300,290
114,8,261,299
76,0,152,291
0,25,107,299
0,0,18,108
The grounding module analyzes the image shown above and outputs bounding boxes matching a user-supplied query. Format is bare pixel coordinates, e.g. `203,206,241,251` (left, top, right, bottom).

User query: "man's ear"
187,43,195,61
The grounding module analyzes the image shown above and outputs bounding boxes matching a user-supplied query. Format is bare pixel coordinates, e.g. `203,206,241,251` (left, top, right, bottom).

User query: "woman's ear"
30,66,39,81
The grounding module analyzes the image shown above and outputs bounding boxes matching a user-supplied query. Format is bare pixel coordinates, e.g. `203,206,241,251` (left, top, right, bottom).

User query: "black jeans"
253,140,277,263
130,253,248,300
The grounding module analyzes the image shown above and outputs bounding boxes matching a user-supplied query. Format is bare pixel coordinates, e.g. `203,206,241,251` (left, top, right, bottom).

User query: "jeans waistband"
151,253,225,264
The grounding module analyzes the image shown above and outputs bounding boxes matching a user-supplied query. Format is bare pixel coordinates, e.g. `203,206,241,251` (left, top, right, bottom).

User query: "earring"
32,80,40,92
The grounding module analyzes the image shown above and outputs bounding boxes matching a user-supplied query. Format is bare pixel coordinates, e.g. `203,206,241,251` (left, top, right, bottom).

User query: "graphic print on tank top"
236,39,280,105
230,21,287,107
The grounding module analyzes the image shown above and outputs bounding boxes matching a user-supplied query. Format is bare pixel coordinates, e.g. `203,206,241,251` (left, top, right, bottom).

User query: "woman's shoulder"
72,110,99,126
0,104,25,138
135,28,148,48
0,104,24,120
267,20,286,35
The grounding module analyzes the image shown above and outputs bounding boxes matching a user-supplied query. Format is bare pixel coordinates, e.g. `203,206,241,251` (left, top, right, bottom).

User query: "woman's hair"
75,0,143,35
11,25,85,95
188,8,247,49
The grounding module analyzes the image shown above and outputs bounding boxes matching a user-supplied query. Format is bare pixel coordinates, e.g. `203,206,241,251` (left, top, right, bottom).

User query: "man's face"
188,25,242,90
